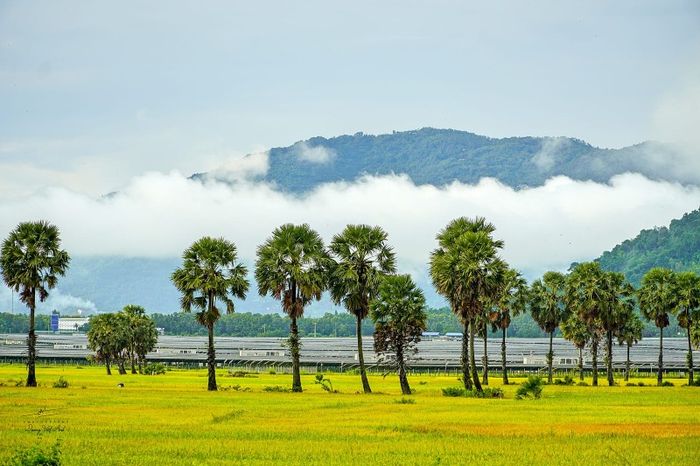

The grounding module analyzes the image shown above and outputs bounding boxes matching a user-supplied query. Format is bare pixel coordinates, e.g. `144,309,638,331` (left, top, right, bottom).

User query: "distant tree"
673,271,700,385
530,271,567,384
560,315,592,381
0,221,70,387
171,237,249,391
370,274,427,395
121,305,158,374
329,224,396,394
489,268,528,385
87,313,129,375
638,268,678,386
430,217,505,393
255,224,330,392
616,311,644,382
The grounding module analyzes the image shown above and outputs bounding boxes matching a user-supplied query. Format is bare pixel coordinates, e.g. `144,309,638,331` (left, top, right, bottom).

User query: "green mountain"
196,127,684,192
596,207,700,286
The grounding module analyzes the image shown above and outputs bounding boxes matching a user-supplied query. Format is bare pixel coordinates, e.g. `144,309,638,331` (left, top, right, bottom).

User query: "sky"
1,1,700,313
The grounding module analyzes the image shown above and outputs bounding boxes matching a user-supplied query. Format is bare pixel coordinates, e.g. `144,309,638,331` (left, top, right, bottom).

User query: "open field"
0,365,699,465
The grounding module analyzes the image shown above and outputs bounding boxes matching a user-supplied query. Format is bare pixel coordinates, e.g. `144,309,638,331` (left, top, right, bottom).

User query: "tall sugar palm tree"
329,224,396,394
171,237,249,391
370,274,427,395
430,217,505,393
600,271,636,386
673,271,700,385
616,310,643,382
638,268,677,386
255,224,330,392
489,268,528,385
560,314,591,381
530,271,567,384
1,221,70,387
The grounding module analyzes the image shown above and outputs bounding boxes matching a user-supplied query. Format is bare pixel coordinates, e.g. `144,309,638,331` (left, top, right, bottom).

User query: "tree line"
2,219,699,393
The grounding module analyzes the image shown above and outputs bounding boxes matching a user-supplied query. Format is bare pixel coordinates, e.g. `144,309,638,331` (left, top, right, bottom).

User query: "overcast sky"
1,1,699,196
1,1,700,313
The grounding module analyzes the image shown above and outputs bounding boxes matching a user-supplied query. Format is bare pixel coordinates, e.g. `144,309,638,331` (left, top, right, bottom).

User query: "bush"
9,441,61,466
469,387,504,399
314,374,337,393
52,377,69,389
576,381,589,386
441,386,466,397
394,397,416,404
143,363,166,375
516,376,544,400
660,381,674,387
626,382,637,387
637,382,645,387
263,385,291,393
553,375,575,386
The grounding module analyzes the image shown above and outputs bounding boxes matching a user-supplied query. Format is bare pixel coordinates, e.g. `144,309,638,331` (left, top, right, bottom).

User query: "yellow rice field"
0,364,698,465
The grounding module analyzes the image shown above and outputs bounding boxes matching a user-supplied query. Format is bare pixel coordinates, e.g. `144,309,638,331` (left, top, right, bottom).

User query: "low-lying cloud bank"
0,171,698,282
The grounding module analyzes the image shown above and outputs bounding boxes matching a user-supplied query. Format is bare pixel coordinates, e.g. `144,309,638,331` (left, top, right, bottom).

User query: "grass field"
0,364,698,465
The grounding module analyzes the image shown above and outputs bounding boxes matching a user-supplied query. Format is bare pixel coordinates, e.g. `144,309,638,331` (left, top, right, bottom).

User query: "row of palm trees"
2,219,698,391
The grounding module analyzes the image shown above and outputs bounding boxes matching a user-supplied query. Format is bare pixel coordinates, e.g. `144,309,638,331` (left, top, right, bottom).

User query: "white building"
58,317,90,333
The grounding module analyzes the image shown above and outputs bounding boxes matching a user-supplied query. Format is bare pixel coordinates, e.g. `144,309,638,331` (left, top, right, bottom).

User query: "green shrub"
637,382,645,387
468,387,504,399
660,381,674,387
576,381,589,386
9,441,61,466
263,385,291,393
553,375,575,386
394,397,416,404
626,382,637,387
52,377,69,389
441,386,466,397
516,376,544,400
143,363,166,375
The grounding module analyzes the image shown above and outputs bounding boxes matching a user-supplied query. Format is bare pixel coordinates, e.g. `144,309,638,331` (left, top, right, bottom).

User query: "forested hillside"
197,128,682,191
597,208,700,286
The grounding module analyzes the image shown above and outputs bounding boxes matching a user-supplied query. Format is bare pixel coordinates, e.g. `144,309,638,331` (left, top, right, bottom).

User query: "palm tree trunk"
461,322,473,390
469,319,482,392
501,327,508,385
687,319,694,386
26,287,37,387
396,343,411,395
290,315,302,392
105,357,112,375
207,322,217,391
591,334,599,386
657,326,664,386
606,330,614,386
547,331,554,384
625,343,630,382
138,357,143,375
356,314,372,393
578,347,584,381
482,323,489,386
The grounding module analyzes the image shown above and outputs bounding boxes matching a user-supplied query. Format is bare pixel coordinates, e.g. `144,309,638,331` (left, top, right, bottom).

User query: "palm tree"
530,271,567,384
560,315,591,381
255,224,330,392
121,304,146,374
171,237,249,391
673,271,700,385
370,274,427,395
489,268,528,385
329,224,396,394
1,221,70,387
616,311,643,382
638,268,677,386
600,271,636,386
430,217,505,393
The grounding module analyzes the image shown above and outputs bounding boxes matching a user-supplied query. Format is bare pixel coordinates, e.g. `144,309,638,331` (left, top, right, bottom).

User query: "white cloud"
0,286,96,315
0,171,697,283
205,151,270,182
531,136,571,172
292,142,336,164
